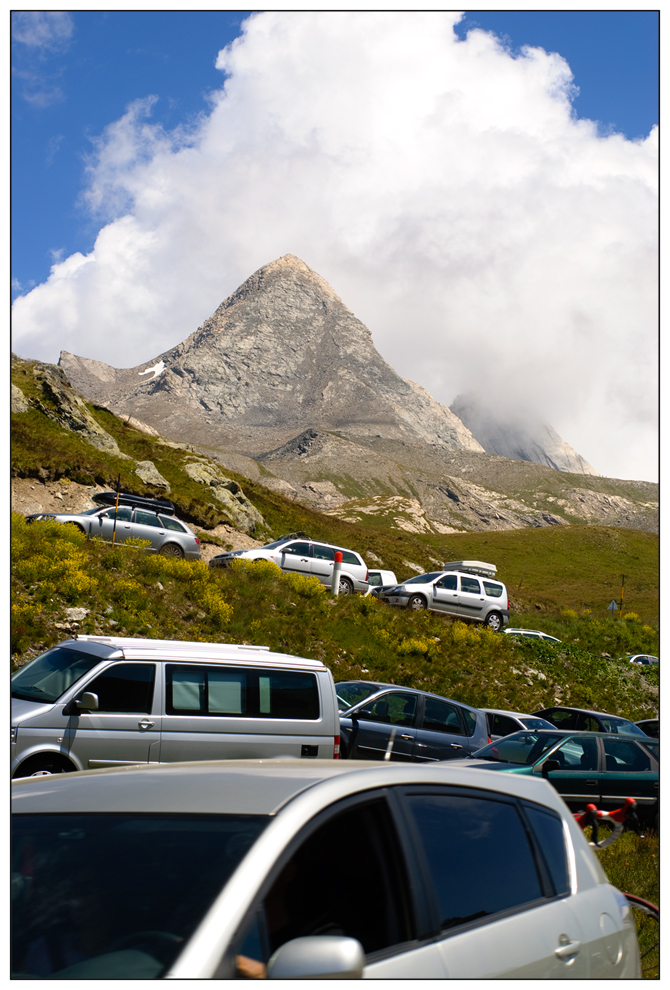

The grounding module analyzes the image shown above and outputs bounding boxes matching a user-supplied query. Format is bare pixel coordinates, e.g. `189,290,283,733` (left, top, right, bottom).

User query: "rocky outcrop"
59,255,483,456
135,460,170,490
183,458,265,535
450,393,598,476
12,384,29,413
19,362,129,458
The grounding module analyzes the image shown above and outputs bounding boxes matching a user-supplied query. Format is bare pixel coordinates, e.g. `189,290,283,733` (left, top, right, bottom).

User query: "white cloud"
11,11,658,481
12,11,74,51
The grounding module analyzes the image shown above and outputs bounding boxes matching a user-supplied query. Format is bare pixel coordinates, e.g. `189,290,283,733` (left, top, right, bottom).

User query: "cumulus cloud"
12,11,74,51
11,11,658,481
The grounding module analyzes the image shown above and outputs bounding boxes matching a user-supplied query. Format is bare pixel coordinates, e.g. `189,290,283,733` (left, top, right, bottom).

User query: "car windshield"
11,647,105,703
261,538,298,550
599,717,646,736
11,812,268,979
402,572,443,585
336,681,382,710
519,718,554,731
472,732,565,765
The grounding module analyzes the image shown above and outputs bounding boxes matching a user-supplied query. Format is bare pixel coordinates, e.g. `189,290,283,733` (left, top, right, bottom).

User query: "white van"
11,637,340,777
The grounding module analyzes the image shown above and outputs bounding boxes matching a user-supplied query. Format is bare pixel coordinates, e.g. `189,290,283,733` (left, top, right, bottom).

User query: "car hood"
12,697,54,724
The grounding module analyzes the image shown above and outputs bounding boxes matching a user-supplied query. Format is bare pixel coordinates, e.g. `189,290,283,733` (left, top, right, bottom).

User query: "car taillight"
195,538,201,545
333,735,340,759
507,597,510,611
488,737,492,744
365,570,369,582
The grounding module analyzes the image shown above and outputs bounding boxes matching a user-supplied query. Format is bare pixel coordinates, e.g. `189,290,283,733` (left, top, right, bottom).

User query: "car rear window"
166,665,320,719
482,580,503,598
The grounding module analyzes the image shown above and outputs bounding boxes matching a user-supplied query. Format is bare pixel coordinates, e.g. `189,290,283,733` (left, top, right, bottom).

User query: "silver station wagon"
27,492,201,560
210,535,369,595
382,560,510,631
11,760,640,978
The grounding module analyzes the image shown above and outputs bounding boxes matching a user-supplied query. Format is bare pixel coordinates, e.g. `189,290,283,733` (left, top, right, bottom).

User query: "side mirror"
541,758,561,778
76,692,99,711
266,936,365,980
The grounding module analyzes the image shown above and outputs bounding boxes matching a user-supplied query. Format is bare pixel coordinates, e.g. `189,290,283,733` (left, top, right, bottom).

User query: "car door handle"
400,734,415,741
450,743,463,749
138,720,155,729
586,779,598,785
415,742,427,748
555,938,581,960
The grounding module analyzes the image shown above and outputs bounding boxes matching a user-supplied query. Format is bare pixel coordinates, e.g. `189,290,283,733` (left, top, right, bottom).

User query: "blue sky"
10,11,658,482
12,9,658,297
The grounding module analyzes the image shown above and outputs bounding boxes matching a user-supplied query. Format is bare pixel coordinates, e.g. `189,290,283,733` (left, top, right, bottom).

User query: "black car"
531,706,648,737
336,681,488,761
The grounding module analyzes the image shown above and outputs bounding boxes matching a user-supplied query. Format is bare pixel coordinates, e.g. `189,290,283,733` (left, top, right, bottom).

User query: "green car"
464,730,659,823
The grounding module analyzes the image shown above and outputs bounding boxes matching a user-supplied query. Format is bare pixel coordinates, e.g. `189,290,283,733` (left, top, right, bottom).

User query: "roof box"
443,560,497,578
92,491,176,516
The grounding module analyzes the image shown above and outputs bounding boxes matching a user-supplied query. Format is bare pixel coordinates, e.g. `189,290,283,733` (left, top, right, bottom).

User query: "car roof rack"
443,560,498,578
92,491,176,516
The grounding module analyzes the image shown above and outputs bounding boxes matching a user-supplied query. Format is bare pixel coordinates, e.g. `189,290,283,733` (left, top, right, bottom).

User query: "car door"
227,791,447,979
132,509,168,550
532,734,601,810
456,575,486,619
277,541,312,575
398,786,589,978
65,662,160,769
346,691,419,761
599,736,658,815
431,574,459,614
93,506,133,543
412,697,471,760
309,543,335,584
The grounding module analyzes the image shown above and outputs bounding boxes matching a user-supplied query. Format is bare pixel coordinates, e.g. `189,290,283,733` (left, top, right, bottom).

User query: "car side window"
160,515,187,532
340,550,360,566
522,804,569,896
422,698,464,735
403,790,543,932
166,665,320,719
312,544,334,561
575,713,601,732
602,738,652,772
361,692,417,727
81,664,155,713
548,710,576,730
556,736,599,771
482,580,503,598
368,572,382,585
230,797,414,977
434,575,457,590
491,714,520,737
282,542,311,556
101,506,132,522
134,510,162,528
459,576,481,594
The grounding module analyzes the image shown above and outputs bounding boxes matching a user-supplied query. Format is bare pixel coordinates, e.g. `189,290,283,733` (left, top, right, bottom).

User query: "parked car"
11,636,340,777
503,628,561,644
463,729,659,823
365,569,397,597
481,708,556,741
380,560,509,631
627,654,658,666
338,683,488,760
635,718,659,738
532,706,648,737
11,759,641,978
26,492,201,560
209,535,368,595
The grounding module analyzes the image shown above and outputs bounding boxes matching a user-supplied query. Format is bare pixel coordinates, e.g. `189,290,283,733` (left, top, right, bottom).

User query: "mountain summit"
60,255,483,455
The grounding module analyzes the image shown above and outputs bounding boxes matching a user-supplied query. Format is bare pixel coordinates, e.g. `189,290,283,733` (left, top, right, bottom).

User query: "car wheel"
485,611,503,632
338,576,354,595
408,594,427,610
160,543,185,558
66,522,85,533
14,755,73,778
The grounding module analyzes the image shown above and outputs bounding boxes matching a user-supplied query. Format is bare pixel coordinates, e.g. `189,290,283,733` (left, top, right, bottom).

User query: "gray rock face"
450,394,598,476
59,255,483,456
183,458,265,535
135,460,170,490
12,384,29,413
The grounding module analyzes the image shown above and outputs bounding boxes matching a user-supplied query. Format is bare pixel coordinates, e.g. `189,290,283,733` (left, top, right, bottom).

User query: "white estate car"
209,535,368,594
382,560,510,631
12,760,639,979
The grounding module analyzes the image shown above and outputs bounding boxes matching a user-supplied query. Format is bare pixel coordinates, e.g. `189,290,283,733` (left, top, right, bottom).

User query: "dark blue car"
336,680,488,761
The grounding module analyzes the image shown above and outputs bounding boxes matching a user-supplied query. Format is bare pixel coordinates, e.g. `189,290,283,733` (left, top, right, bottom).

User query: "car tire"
485,611,503,632
160,543,185,559
407,594,427,610
14,755,74,778
338,576,354,595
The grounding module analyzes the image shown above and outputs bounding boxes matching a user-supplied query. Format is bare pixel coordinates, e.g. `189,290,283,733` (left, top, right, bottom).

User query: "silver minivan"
11,636,341,777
